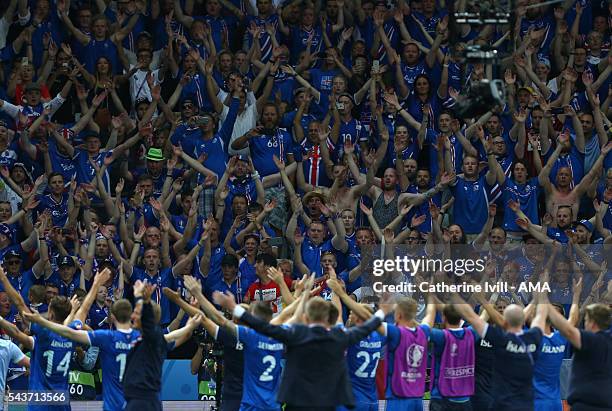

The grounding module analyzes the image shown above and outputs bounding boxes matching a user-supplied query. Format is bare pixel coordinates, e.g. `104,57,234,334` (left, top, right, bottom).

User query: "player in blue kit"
0,266,77,411
24,269,138,411
328,277,387,411
533,278,581,411
211,293,284,411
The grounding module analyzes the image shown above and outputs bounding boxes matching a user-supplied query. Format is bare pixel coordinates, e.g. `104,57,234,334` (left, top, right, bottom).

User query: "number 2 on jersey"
259,355,276,382
355,351,380,378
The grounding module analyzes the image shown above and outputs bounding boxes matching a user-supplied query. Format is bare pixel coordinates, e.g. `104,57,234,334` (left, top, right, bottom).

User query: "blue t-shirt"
131,268,176,325
502,177,540,232
248,129,294,177
451,175,493,235
237,325,284,409
533,331,568,402
300,237,334,278
74,149,113,190
543,146,585,187
87,303,110,330
30,322,80,404
87,328,141,411
347,330,386,404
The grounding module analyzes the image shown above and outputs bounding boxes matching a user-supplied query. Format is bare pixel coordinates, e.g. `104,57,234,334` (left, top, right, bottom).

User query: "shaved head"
504,304,525,328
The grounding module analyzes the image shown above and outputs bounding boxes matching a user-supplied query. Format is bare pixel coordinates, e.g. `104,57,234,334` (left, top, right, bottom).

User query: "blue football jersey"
237,325,284,409
347,331,386,404
533,331,568,401
29,322,77,411
87,328,141,411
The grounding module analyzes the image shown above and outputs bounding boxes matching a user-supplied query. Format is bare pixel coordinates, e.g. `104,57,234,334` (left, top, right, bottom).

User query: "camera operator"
191,334,217,402
183,276,245,411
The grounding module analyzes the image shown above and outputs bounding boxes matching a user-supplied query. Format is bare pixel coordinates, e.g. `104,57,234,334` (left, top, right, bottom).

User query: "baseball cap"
235,154,249,162
59,256,76,267
4,250,21,260
146,148,164,162
138,31,153,39
576,220,594,233
244,232,261,242
538,57,551,68
82,130,101,140
337,92,355,105
25,83,41,92
0,224,12,238
292,87,307,97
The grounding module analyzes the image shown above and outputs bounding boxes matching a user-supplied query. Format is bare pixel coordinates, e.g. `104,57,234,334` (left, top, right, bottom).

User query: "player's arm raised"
450,293,488,338
215,291,297,344
164,314,202,347
22,311,91,346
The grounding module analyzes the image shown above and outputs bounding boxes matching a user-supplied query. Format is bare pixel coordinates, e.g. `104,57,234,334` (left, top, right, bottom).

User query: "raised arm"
450,293,487,337
24,311,91,345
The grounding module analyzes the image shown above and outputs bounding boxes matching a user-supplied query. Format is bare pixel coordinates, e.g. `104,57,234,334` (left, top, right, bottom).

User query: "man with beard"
360,156,451,235
294,98,337,189
404,168,442,234
515,205,574,244
539,138,612,218
122,247,176,326
488,110,528,206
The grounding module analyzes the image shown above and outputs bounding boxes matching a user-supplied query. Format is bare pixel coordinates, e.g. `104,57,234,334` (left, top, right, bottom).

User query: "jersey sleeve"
484,324,502,346
237,325,253,347
386,323,401,351
420,324,432,340
525,327,543,345
9,341,26,363
429,327,446,349
87,329,111,351
216,326,239,349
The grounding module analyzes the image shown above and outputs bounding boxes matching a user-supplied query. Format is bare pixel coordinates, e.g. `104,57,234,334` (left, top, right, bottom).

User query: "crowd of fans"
0,0,610,407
